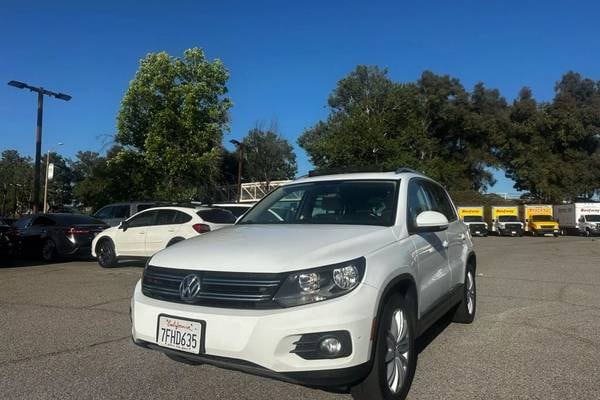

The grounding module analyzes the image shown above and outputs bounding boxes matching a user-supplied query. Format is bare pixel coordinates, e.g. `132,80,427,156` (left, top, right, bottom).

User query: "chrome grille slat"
141,265,285,309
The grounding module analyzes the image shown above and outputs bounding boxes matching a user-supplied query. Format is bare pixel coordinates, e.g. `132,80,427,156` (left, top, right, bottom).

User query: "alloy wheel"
385,309,410,393
466,271,475,315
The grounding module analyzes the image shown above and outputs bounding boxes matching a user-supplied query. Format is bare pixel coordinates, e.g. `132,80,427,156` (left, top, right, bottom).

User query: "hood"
531,221,558,228
149,224,396,273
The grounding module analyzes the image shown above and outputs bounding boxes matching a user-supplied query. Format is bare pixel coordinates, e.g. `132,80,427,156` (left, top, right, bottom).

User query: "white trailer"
554,203,600,236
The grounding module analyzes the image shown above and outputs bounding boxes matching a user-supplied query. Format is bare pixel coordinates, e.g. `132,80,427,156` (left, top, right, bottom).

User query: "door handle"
442,240,449,248
138,232,145,235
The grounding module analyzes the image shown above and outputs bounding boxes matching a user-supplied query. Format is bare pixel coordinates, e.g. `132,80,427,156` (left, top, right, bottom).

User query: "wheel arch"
166,237,185,247
95,236,115,255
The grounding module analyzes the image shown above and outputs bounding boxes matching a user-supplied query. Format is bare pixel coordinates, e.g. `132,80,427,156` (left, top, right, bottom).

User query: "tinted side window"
94,206,113,219
174,211,192,224
156,210,177,225
137,204,155,212
14,216,33,229
197,209,237,224
128,211,157,228
32,216,56,226
407,179,433,232
424,182,457,222
113,205,130,219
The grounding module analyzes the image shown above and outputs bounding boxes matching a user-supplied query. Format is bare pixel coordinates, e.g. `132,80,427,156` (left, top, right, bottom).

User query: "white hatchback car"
92,206,236,267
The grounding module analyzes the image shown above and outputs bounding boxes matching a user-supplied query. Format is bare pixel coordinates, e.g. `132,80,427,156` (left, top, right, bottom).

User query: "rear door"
115,210,157,257
145,209,181,255
407,178,451,317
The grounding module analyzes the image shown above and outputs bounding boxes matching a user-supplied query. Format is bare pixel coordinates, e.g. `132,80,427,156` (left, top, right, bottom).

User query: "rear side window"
218,206,251,218
113,205,130,219
32,216,56,226
197,209,236,224
174,211,192,224
137,204,155,212
156,210,177,225
14,216,33,229
94,206,113,219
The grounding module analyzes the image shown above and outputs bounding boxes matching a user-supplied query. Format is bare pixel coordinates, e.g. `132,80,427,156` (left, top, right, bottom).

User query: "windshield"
239,180,398,226
463,216,483,223
498,215,519,222
531,215,553,222
584,215,600,222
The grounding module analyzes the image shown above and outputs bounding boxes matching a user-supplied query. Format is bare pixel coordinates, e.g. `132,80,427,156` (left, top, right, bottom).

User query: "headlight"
274,257,366,307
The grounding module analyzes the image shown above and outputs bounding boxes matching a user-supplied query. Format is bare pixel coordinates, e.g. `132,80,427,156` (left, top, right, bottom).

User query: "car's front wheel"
97,239,117,268
351,293,417,400
452,263,476,323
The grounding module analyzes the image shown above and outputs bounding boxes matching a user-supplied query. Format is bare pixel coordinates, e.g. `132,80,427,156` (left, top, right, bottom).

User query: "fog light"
320,337,342,355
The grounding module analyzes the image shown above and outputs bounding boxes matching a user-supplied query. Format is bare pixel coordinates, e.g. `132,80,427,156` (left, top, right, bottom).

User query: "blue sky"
1,0,599,194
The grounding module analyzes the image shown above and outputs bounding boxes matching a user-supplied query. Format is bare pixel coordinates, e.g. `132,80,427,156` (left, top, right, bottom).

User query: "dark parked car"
0,221,15,260
93,202,160,227
12,213,109,262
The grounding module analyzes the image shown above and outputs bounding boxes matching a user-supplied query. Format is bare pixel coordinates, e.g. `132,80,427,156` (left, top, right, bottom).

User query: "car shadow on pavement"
416,311,454,354
0,256,94,268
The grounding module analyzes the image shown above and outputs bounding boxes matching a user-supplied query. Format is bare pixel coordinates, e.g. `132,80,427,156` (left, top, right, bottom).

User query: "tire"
97,239,117,268
452,263,476,324
166,237,184,248
585,229,591,237
351,293,417,400
41,239,57,262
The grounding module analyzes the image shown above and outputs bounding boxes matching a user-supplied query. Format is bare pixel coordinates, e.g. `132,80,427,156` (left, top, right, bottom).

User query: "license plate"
157,315,204,354
475,231,480,234
511,231,516,234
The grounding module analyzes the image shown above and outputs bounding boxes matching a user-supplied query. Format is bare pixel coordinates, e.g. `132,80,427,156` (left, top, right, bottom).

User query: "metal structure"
239,180,292,202
7,80,71,213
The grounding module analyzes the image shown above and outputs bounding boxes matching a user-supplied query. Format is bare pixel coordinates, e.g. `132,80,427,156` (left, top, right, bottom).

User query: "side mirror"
119,220,128,231
415,211,449,232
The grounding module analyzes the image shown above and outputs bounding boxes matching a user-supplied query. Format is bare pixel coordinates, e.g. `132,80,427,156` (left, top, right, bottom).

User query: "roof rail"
395,167,421,174
308,166,390,177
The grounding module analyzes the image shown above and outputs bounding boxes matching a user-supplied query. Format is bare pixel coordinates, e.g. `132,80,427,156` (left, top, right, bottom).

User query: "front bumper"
468,225,488,236
131,280,378,386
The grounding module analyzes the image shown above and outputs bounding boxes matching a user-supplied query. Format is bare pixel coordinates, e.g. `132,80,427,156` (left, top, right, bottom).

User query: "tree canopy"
241,124,297,185
115,47,232,201
299,66,599,200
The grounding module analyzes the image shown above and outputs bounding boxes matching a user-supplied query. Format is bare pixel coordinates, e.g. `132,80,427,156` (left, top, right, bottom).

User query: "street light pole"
43,142,63,213
230,139,244,202
7,80,71,213
34,92,44,213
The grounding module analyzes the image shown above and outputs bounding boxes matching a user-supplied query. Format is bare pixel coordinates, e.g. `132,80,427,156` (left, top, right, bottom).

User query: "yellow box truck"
457,206,488,236
520,204,559,236
486,206,524,236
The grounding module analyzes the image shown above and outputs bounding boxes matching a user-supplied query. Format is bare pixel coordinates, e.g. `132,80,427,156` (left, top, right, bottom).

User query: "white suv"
92,206,236,267
131,170,476,400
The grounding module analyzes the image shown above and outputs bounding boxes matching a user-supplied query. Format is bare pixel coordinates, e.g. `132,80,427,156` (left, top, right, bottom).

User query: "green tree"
499,72,600,202
298,66,507,191
0,150,33,216
241,124,297,185
116,47,232,201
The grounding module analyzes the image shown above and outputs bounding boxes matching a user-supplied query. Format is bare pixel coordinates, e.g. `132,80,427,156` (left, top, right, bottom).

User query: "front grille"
469,224,487,232
142,265,286,309
541,225,555,229
505,223,522,230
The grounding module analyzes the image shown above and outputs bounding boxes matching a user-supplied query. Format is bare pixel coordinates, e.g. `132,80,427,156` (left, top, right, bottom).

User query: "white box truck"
457,206,488,236
554,203,600,236
485,206,524,236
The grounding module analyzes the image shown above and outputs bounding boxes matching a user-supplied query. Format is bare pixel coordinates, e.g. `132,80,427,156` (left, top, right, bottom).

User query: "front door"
115,210,157,257
406,178,451,318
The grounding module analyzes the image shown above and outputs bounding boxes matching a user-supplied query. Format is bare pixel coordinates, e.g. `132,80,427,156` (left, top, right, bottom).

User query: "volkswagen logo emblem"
179,274,202,301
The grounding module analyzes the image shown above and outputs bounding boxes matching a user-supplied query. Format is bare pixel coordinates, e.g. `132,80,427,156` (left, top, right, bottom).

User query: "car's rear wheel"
351,293,416,400
97,239,117,268
41,239,57,262
452,263,476,323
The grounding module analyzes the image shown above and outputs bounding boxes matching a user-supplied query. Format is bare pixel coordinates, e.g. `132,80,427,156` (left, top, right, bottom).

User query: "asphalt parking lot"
1,236,599,400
